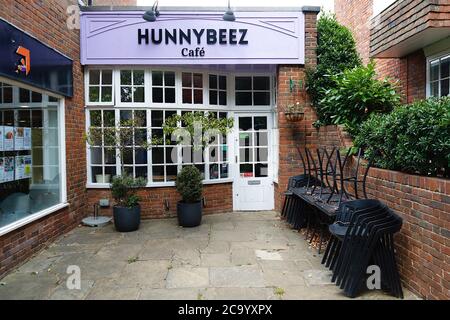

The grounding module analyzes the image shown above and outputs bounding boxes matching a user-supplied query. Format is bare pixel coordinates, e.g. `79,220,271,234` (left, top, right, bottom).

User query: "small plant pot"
95,174,111,183
284,112,305,122
113,205,141,232
177,201,202,227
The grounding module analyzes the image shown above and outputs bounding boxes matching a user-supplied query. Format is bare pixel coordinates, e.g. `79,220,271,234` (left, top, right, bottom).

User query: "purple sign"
80,10,305,65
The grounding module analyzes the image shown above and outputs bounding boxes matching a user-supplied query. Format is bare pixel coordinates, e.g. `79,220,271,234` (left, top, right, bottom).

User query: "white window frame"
85,68,115,106
234,74,273,108
208,73,228,107
0,77,67,236
115,68,148,107
426,50,450,98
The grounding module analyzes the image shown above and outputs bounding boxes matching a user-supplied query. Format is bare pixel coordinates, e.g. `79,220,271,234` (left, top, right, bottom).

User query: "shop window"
152,71,176,103
0,83,13,104
182,72,203,104
0,83,63,230
88,69,113,104
209,74,227,106
235,76,271,106
120,70,145,103
429,53,450,98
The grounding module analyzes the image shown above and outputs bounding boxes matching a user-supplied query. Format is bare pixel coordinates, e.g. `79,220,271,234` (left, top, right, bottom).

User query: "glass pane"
120,70,132,85
183,89,192,103
182,73,192,87
134,129,147,145
221,145,228,162
102,70,112,85
209,90,218,105
104,148,116,164
220,163,229,178
235,77,251,90
134,110,146,127
32,110,43,127
166,147,177,164
240,148,253,162
152,147,164,164
89,128,102,145
430,81,439,97
194,89,203,104
120,110,132,125
3,86,12,103
104,128,115,146
219,76,227,90
239,132,252,146
166,165,177,182
123,148,133,164
236,92,252,105
3,110,14,126
90,147,102,164
18,110,31,127
209,74,218,89
210,163,219,180
254,117,267,130
103,110,115,127
31,91,42,103
165,88,175,103
209,146,219,162
441,79,449,96
120,87,132,103
135,148,147,164
165,72,175,86
19,88,30,103
193,73,203,88
253,76,270,90
153,88,163,103
89,87,100,102
151,110,164,127
101,86,112,102
152,166,165,182
255,163,268,177
195,164,205,179
89,70,100,85
240,164,253,176
440,57,449,79
133,70,145,85
255,148,268,162
92,167,102,183
134,87,144,102
239,117,252,131
256,132,268,146
152,71,163,86
135,166,147,179
123,166,133,177
219,91,227,105
254,92,270,106
105,166,116,177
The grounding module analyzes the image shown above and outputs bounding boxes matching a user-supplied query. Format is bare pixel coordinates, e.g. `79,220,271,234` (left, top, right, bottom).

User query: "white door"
233,114,274,211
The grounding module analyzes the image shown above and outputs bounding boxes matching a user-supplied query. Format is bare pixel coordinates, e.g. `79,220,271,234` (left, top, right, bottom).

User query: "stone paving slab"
0,211,419,300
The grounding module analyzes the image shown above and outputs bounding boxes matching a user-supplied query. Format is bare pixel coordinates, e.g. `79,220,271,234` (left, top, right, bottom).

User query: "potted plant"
110,175,146,232
175,165,203,227
284,102,305,122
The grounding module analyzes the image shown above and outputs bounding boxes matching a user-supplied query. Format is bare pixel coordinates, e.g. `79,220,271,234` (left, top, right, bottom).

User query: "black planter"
177,201,202,227
113,205,141,232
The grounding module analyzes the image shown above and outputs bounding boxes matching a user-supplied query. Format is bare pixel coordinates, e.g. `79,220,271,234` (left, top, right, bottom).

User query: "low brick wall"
87,182,233,219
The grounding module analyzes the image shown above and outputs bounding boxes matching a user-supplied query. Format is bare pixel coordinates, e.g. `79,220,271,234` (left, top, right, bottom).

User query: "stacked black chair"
322,199,404,298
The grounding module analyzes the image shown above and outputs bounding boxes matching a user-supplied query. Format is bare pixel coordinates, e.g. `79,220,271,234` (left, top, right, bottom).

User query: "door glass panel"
238,117,252,131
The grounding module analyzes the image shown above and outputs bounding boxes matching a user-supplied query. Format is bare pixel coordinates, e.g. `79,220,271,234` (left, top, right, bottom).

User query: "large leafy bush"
306,14,361,126
354,97,450,177
176,166,203,203
320,62,401,136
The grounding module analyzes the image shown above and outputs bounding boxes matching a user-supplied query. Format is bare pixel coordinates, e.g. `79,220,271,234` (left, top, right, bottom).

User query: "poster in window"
24,155,32,179
0,126,3,151
3,126,14,151
14,127,24,150
23,128,31,150
3,157,14,182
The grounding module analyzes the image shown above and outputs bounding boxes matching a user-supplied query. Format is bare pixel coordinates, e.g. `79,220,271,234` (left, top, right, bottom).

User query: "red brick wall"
87,183,233,219
0,0,87,279
405,49,427,103
92,0,136,5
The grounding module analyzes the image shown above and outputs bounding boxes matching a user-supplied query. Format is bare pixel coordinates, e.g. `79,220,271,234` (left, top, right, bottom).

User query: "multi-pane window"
206,112,229,180
120,70,145,103
120,110,148,179
429,54,450,97
209,74,227,106
152,71,176,103
0,82,13,104
19,88,42,103
150,110,178,182
235,76,271,106
88,69,113,103
182,72,203,104
88,109,117,183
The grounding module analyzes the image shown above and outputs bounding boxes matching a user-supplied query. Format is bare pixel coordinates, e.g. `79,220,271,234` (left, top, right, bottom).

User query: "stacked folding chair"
322,199,404,298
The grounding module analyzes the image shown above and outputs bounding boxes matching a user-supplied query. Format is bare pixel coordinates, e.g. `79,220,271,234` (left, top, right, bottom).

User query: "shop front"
81,6,318,215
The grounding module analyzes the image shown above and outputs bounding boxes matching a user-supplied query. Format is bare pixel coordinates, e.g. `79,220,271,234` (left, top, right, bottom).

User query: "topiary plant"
110,175,147,208
176,165,203,203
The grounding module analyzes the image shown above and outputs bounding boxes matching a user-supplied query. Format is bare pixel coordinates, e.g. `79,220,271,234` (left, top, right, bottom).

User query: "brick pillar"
274,8,319,212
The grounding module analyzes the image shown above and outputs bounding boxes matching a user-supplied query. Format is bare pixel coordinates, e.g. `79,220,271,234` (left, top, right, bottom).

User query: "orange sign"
16,46,30,75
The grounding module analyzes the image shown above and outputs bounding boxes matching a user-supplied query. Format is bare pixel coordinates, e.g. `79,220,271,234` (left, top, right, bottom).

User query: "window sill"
0,202,69,237
86,178,234,189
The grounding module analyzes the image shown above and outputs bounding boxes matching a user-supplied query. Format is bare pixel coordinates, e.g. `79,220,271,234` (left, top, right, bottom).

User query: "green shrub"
354,97,450,177
320,61,401,136
306,13,361,126
176,166,203,203
110,175,147,208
